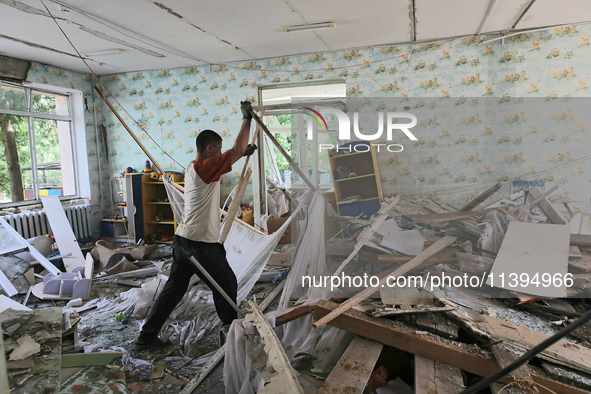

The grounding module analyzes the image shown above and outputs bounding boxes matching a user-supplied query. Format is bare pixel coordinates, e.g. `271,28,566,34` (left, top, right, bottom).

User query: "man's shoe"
134,337,170,350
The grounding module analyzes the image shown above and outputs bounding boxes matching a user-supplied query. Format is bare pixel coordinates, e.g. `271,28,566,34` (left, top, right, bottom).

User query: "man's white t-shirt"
175,150,232,243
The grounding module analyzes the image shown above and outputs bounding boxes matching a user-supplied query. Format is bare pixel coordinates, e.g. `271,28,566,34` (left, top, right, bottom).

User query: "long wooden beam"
312,236,456,329
220,114,261,243
313,300,590,394
458,183,503,211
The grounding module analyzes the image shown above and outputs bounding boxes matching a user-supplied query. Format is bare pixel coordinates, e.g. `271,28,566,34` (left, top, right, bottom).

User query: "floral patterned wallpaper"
28,22,591,218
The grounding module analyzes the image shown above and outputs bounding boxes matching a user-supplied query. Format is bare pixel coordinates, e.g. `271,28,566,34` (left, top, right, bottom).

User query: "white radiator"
4,204,91,240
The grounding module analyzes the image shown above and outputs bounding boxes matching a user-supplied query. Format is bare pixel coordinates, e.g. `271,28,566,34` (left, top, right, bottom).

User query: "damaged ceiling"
1,0,591,74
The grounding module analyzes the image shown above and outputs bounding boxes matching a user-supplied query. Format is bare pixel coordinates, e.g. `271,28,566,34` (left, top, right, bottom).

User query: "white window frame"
0,81,89,208
259,81,345,192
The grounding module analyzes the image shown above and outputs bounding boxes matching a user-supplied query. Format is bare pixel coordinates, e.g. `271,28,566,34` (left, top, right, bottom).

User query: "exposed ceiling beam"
477,0,499,35
512,0,537,29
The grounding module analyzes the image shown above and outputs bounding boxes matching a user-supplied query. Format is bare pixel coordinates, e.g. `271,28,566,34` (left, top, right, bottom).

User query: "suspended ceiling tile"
515,0,591,29
152,0,326,59
416,0,491,41
291,0,412,50
54,0,243,64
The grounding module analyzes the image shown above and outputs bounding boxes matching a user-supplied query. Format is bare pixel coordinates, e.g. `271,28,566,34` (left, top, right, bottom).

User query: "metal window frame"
0,81,78,206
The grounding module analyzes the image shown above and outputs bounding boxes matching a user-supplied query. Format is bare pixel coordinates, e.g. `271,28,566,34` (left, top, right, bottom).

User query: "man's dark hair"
196,129,222,152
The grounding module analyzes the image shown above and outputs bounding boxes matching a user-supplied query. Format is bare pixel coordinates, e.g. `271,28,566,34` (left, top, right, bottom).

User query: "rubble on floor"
3,185,591,393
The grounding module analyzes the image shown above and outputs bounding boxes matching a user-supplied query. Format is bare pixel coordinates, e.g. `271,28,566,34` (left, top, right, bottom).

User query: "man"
136,101,256,347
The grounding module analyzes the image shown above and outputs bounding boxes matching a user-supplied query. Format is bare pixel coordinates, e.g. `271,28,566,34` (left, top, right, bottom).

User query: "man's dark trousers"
138,235,238,342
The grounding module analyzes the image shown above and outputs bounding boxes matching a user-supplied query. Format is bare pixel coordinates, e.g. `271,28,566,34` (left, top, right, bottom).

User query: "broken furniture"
327,142,382,236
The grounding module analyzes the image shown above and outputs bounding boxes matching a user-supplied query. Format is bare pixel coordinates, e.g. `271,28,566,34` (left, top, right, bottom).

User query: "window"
0,82,80,205
260,83,345,190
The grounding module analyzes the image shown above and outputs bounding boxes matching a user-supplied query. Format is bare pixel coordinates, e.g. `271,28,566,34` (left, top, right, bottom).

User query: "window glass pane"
0,114,33,203
33,118,76,197
0,222,24,254
32,91,70,116
0,85,27,111
309,131,338,185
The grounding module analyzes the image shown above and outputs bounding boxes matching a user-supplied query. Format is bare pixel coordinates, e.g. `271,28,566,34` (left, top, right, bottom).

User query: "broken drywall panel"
487,222,570,298
0,295,31,313
41,196,85,273
527,187,566,225
380,229,427,256
0,217,60,276
245,301,304,394
9,335,40,361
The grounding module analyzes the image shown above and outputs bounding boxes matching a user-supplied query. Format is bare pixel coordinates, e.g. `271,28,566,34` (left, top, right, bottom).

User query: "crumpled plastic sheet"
160,310,219,357
224,191,350,393
84,344,155,380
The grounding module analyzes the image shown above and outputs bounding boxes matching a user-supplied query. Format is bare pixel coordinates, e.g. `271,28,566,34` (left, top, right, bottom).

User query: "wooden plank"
403,209,493,223
313,300,589,394
220,115,260,243
312,236,456,329
495,206,525,222
415,355,465,394
458,183,503,211
274,304,315,326
487,222,570,298
317,337,383,394
569,255,591,273
571,234,591,247
456,252,494,275
415,312,459,340
313,299,500,378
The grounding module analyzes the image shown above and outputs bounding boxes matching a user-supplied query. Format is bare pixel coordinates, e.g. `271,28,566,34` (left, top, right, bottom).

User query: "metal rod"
188,256,245,317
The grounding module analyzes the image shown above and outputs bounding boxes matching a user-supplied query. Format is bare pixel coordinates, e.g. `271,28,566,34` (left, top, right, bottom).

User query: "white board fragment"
41,196,85,272
487,222,570,297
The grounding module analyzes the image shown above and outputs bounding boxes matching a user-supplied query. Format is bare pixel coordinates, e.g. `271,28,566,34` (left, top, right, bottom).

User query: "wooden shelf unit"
141,173,183,244
328,142,382,236
101,173,144,242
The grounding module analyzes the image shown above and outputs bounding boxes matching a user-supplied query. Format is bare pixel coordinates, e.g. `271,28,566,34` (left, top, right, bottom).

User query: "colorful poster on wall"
511,180,545,194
